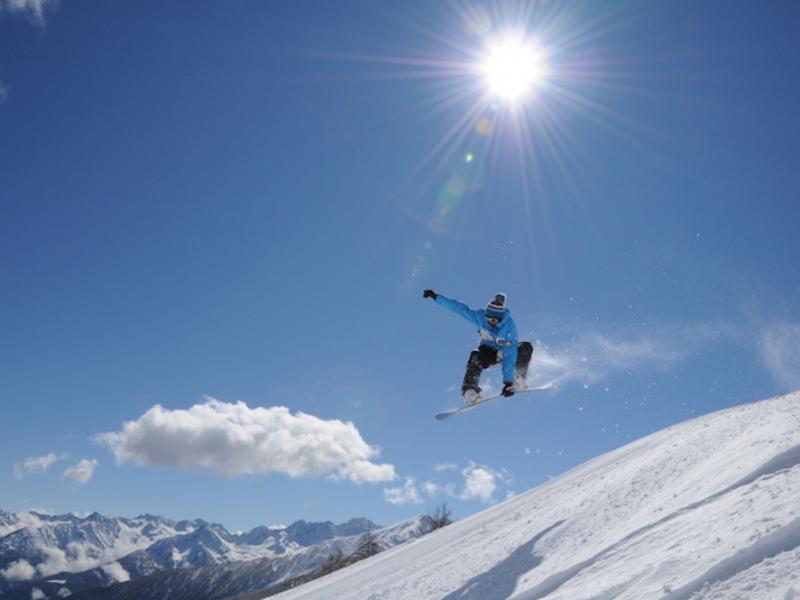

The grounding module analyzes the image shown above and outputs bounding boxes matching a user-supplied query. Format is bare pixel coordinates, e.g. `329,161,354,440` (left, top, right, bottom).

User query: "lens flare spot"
465,152,475,163
439,197,458,217
438,180,465,216
444,176,467,199
475,118,495,136
464,7,491,37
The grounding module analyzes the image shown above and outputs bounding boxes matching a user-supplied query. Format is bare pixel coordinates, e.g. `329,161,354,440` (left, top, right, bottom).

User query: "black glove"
502,382,515,397
423,289,438,300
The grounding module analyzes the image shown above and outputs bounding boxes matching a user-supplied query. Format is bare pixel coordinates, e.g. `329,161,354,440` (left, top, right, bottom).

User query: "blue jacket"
434,294,519,382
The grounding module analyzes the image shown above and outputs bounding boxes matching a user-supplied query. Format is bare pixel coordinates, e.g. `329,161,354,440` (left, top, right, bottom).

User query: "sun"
481,37,548,103
329,2,631,240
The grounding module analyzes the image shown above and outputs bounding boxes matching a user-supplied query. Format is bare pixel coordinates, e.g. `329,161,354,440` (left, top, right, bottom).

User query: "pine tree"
352,529,382,561
319,546,348,575
427,502,453,531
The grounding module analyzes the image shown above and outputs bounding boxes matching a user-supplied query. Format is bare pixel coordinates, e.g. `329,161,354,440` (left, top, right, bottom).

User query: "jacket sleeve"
501,320,519,382
434,294,482,328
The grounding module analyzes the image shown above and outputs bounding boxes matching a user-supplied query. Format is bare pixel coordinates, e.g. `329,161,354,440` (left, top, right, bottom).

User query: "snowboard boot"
462,388,483,406
513,375,530,392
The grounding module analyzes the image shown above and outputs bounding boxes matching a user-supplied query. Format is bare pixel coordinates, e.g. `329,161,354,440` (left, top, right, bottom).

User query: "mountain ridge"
68,515,433,600
0,510,393,599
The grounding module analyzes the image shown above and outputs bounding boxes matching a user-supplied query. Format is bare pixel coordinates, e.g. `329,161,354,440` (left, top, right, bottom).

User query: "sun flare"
333,2,630,240
482,37,548,102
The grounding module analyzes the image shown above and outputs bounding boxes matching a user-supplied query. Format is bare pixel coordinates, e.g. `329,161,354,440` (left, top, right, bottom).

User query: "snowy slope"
273,391,800,600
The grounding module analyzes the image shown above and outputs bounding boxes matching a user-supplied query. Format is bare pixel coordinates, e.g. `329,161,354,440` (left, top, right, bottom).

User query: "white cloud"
334,459,396,485
34,546,69,576
432,462,458,472
458,462,513,504
101,561,130,583
402,462,514,505
0,559,36,581
0,511,48,537
13,453,67,480
95,398,395,485
3,0,58,25
422,481,439,496
33,541,98,576
383,477,423,505
460,464,497,503
759,323,800,391
0,520,161,579
63,459,98,485
21,536,153,579
31,588,46,600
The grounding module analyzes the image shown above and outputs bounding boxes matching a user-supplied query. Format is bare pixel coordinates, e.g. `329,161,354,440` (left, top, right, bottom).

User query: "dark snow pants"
461,341,533,394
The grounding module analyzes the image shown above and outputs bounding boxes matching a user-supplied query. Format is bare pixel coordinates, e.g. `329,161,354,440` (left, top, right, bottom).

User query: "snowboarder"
423,290,533,405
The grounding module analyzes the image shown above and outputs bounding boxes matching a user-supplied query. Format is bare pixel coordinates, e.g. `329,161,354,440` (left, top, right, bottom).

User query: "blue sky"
1,0,799,531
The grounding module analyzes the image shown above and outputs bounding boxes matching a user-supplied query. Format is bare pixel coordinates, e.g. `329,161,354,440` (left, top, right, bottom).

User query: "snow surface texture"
273,392,800,600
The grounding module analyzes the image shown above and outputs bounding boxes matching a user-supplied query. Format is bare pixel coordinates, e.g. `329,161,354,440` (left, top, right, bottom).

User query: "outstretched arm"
422,290,482,328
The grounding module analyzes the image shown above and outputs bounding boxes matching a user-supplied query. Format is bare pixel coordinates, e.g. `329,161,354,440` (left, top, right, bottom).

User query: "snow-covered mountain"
273,391,800,600
0,512,202,580
69,516,433,600
106,516,379,574
0,511,386,599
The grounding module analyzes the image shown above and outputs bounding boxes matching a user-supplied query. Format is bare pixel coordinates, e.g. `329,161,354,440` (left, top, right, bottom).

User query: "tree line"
319,502,453,577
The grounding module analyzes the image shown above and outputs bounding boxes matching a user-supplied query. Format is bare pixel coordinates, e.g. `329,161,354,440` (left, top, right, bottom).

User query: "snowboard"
435,383,555,420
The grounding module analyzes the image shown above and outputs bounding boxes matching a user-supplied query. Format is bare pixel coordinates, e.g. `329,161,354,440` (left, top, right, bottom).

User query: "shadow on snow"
442,520,565,600
514,443,800,600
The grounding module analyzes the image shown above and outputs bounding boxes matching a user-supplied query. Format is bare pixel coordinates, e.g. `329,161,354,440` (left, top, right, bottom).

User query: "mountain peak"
134,513,164,521
284,518,378,547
